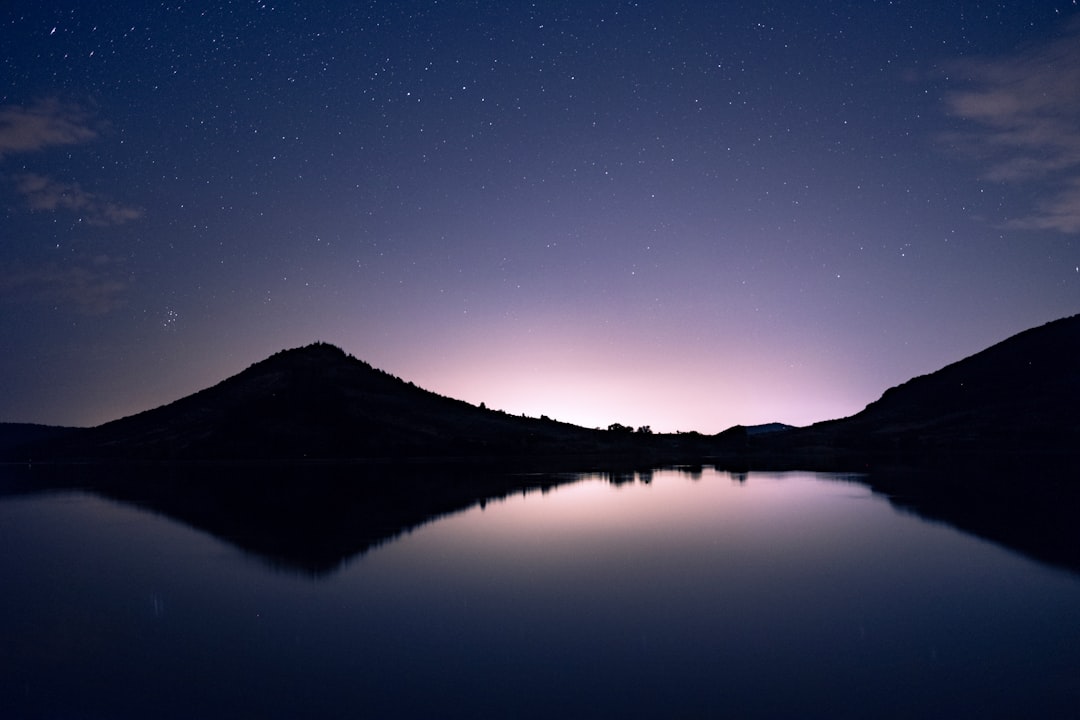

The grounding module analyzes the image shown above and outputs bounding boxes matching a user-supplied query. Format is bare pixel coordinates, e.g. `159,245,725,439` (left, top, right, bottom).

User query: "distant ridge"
745,423,795,436
748,314,1080,468
3,315,1078,468
0,423,77,458
7,342,695,463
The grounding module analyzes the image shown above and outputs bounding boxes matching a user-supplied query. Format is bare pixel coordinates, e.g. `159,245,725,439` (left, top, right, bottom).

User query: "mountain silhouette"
9,342,664,463
3,315,1077,466
745,313,1079,469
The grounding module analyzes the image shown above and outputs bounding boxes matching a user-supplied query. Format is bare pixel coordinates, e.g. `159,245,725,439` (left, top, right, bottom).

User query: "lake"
1,466,1079,719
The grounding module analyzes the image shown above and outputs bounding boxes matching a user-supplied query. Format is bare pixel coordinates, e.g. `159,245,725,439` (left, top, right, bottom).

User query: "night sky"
2,1,1078,433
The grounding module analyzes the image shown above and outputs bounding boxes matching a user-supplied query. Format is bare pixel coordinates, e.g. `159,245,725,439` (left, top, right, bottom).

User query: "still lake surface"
1,467,1079,719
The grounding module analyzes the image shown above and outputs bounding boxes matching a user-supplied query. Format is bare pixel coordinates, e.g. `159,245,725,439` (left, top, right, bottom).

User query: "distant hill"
0,423,77,458
745,423,795,436
5,342,709,464
747,314,1080,469
8,343,604,461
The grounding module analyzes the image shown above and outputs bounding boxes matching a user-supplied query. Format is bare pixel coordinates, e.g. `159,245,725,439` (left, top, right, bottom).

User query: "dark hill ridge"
4,314,1078,466
0,423,76,457
26,342,625,461
749,313,1080,467
858,313,1078,436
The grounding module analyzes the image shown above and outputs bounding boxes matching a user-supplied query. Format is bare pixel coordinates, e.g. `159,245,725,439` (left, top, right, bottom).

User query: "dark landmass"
4,315,1077,471
2,315,1076,471
0,423,78,458
744,422,795,435
0,343,716,465
742,313,1080,473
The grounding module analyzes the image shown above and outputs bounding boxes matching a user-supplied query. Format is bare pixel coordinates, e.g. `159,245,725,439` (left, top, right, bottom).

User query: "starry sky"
2,1,1078,433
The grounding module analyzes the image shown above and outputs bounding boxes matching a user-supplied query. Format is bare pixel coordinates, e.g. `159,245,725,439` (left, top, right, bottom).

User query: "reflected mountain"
0,462,587,576
862,465,1080,576
3,462,1078,579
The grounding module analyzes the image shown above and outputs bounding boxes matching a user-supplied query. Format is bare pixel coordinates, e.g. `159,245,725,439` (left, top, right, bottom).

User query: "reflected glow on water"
2,469,1079,719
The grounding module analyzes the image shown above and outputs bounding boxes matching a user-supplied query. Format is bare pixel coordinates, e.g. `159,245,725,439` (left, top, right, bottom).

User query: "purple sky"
2,1,1078,432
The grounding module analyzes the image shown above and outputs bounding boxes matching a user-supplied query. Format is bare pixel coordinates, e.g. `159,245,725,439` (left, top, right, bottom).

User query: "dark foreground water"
1,467,1078,719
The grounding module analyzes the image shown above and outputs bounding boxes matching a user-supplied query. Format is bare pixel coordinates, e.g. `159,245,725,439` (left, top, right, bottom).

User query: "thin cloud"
15,173,143,226
1009,178,1080,234
0,99,98,158
0,100,141,225
0,256,128,316
943,20,1080,233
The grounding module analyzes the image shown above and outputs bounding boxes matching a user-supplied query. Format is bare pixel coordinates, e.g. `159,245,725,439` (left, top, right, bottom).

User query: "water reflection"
2,461,1079,579
3,466,1080,718
1,462,615,576
862,464,1080,576
2,467,1079,719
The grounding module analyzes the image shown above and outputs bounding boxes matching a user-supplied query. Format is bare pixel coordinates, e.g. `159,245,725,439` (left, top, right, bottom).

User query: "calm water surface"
1,468,1078,719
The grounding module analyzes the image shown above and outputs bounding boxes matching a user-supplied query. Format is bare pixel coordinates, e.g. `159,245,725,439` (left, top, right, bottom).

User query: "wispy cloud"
15,173,143,226
1013,178,1080,234
0,255,128,316
0,98,98,158
0,100,142,225
943,20,1080,233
